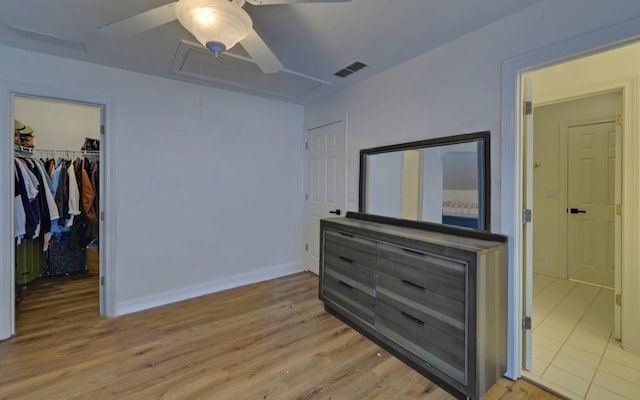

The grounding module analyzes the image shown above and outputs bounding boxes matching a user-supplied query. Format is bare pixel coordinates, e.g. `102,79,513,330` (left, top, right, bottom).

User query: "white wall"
533,92,621,278
421,147,443,223
530,41,640,105
366,151,402,217
1,45,304,315
401,150,421,220
14,96,100,151
305,0,640,230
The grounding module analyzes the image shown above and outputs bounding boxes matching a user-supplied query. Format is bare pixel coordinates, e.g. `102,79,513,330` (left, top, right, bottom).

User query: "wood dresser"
319,214,507,400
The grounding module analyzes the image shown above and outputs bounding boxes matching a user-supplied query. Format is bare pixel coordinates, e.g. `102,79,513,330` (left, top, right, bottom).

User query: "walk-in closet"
13,95,101,323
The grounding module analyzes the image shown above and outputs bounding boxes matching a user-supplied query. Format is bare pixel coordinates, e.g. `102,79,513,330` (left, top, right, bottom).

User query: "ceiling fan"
99,0,351,74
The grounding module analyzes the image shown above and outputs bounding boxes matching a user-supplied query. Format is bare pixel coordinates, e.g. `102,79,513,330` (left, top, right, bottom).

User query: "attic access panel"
171,40,328,100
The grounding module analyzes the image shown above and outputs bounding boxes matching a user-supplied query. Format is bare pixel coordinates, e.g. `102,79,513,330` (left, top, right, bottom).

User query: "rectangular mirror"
359,131,490,230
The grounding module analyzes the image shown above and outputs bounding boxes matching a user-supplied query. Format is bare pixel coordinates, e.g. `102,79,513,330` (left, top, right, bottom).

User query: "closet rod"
14,145,99,158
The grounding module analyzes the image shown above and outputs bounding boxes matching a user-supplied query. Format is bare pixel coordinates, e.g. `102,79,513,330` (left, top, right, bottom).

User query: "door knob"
568,208,587,214
329,209,341,216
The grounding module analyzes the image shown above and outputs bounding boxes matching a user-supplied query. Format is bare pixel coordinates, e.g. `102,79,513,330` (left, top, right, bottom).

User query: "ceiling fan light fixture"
175,0,252,56
206,41,226,57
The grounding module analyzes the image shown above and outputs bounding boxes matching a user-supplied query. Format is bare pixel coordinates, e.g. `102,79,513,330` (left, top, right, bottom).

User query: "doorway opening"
520,42,640,399
5,92,108,339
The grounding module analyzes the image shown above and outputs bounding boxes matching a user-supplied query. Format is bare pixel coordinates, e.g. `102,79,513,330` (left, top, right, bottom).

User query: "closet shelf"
14,145,99,158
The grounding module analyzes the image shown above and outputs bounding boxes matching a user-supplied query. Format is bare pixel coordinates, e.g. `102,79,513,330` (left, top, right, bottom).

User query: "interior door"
523,77,534,371
567,121,616,288
304,120,345,275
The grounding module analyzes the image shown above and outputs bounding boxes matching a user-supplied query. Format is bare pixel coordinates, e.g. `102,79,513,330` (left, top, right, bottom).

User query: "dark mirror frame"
358,131,491,231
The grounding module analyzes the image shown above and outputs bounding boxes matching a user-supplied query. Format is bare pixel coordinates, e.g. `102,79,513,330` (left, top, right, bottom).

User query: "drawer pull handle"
401,311,425,325
339,256,354,264
401,279,426,290
339,232,354,238
402,248,427,257
338,280,354,289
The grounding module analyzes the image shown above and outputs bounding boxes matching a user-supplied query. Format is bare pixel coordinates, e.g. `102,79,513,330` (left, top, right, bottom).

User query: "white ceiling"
0,0,545,104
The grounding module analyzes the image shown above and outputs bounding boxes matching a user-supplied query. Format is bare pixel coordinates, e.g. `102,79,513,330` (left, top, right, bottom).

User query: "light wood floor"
1,272,559,399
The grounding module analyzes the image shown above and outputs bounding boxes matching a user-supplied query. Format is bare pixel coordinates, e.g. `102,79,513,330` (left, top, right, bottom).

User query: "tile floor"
525,274,640,399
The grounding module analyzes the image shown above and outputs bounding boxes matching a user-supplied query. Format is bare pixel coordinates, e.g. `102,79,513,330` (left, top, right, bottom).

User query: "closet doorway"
7,93,108,338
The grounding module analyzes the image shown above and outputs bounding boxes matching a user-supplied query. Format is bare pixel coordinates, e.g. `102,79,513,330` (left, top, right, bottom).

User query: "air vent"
346,61,367,72
334,61,367,78
334,69,353,78
9,26,86,51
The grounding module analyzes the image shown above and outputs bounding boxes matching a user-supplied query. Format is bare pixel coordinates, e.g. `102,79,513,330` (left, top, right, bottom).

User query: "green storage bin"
15,239,47,285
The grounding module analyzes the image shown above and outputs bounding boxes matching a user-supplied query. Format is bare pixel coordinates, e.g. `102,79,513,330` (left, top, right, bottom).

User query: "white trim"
0,83,15,340
101,96,118,318
304,113,346,132
501,17,640,379
522,77,533,371
114,262,303,316
0,80,117,342
620,75,640,353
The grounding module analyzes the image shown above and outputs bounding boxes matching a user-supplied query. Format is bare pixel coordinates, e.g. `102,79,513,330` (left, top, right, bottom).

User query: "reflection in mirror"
360,132,489,230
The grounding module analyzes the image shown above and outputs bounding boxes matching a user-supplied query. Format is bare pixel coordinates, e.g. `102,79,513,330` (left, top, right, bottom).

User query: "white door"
567,122,616,288
522,78,534,371
304,120,345,275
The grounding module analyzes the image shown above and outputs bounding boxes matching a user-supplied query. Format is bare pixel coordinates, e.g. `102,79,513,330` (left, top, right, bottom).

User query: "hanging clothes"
14,142,100,288
32,159,59,221
14,174,26,242
33,158,54,194
54,161,70,225
14,159,40,239
15,159,39,201
24,159,51,237
81,160,97,225
14,146,100,277
90,159,99,216
66,159,81,228
29,159,58,249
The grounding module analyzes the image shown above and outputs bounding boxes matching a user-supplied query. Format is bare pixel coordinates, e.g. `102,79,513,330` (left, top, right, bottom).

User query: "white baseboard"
114,261,304,317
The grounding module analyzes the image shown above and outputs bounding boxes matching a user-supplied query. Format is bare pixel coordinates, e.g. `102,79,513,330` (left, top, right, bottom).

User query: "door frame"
523,81,632,373
501,17,640,379
303,113,347,273
0,81,117,340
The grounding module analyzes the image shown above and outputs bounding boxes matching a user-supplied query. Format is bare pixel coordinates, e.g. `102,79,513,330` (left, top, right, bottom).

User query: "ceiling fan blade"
98,2,178,37
240,29,283,74
246,0,350,5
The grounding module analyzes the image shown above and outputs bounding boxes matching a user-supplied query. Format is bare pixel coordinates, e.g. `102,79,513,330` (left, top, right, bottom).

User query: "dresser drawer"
376,271,465,339
325,230,376,260
325,240,376,270
324,252,375,290
323,274,375,324
375,300,466,383
377,243,466,301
